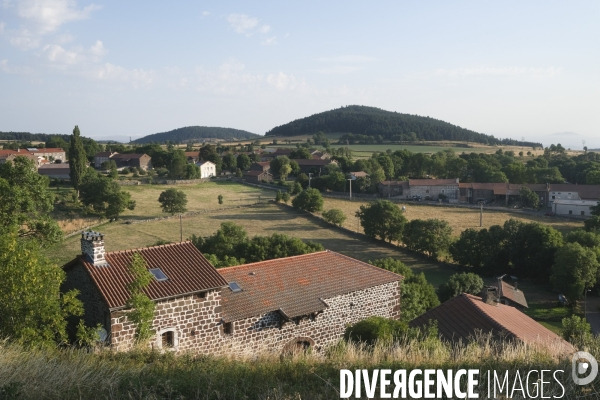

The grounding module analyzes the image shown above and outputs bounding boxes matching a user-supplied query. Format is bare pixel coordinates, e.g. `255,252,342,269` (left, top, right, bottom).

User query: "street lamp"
308,172,313,188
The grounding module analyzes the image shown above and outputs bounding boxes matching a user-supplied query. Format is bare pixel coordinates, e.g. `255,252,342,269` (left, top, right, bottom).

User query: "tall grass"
1,336,598,399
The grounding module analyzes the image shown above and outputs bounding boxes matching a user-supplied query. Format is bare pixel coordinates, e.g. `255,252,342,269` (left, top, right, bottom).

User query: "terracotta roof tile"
500,281,528,308
218,250,402,322
410,294,573,355
294,159,337,166
71,241,228,310
409,178,459,186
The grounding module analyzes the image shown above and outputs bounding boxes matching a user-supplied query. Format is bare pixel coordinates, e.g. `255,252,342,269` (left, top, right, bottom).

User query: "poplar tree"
69,125,87,195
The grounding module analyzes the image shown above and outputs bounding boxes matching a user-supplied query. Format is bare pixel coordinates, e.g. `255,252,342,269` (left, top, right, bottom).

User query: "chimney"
81,231,108,266
481,286,499,305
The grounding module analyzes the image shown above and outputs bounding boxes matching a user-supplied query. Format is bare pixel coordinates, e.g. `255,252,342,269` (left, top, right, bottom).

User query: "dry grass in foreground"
0,336,596,399
321,198,583,236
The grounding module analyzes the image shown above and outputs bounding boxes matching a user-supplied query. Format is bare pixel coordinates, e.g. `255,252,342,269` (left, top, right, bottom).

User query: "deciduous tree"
550,243,599,302
292,188,324,213
356,200,406,243
322,209,346,226
158,188,188,215
437,272,484,302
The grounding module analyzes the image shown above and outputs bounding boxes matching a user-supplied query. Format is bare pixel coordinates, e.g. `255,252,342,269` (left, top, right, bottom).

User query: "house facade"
110,153,152,170
197,161,216,178
552,200,598,217
62,234,402,355
94,152,118,168
243,170,273,183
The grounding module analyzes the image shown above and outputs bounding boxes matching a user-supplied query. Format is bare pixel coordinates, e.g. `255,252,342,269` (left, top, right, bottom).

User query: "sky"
1,1,599,148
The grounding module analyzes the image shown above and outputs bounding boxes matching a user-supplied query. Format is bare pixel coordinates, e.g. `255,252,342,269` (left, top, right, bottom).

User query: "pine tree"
69,125,87,195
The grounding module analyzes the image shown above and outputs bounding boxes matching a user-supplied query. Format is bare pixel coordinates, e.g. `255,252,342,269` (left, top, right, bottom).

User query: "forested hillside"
266,105,541,147
133,126,259,144
0,131,71,142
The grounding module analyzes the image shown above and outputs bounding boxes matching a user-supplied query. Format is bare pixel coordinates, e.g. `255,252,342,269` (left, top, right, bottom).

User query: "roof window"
229,282,242,292
149,268,168,281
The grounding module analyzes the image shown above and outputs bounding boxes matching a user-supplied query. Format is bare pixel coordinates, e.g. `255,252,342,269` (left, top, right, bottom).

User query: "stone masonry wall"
63,264,109,329
109,281,400,355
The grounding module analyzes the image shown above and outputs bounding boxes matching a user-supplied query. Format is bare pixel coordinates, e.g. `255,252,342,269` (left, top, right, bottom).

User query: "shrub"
437,272,484,302
322,209,346,226
292,188,323,213
344,316,409,345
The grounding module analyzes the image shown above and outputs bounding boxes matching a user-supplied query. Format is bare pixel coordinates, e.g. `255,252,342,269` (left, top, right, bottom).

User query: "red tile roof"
67,241,228,310
351,171,369,178
409,178,459,186
410,294,573,355
549,184,600,200
294,159,337,166
218,250,402,322
111,153,148,160
500,281,528,308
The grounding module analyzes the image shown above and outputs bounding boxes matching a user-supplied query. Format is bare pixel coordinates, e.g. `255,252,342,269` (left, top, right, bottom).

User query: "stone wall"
63,264,109,330
108,281,400,355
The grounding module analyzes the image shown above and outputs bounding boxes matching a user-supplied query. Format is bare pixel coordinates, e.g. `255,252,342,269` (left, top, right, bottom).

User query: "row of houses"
379,178,600,215
62,232,573,357
0,148,66,167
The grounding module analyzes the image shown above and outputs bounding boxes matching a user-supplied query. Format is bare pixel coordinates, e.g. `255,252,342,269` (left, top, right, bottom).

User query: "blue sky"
1,1,598,148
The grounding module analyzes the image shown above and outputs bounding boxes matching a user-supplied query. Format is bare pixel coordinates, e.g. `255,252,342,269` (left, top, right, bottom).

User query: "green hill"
132,126,260,144
265,105,540,147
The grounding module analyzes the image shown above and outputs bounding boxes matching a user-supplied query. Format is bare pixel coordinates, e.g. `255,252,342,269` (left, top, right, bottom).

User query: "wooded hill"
265,105,542,147
0,131,71,143
132,126,260,144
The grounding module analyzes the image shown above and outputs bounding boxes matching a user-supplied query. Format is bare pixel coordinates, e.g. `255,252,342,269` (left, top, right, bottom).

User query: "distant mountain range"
132,126,260,144
265,105,541,147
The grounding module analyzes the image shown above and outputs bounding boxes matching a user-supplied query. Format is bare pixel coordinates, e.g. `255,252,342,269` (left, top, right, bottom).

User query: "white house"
196,161,217,178
552,200,598,217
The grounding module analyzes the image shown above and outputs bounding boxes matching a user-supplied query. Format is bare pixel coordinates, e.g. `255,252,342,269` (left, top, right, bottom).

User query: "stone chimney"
481,286,499,305
81,231,108,266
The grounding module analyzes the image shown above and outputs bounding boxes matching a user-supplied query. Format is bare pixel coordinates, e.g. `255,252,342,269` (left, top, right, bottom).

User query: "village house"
294,159,339,175
94,152,118,168
410,292,572,356
38,163,71,179
184,152,200,164
249,161,271,173
243,170,273,183
110,153,152,171
62,233,402,355
27,147,66,162
196,160,217,178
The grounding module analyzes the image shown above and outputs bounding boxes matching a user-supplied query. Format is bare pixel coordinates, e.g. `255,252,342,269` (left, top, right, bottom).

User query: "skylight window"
149,268,168,281
229,282,242,293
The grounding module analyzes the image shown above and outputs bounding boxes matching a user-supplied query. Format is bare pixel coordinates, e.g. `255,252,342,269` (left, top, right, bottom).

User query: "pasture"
321,197,582,236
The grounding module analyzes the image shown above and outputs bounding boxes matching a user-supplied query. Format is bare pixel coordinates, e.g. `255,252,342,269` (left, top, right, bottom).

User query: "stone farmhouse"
62,232,402,355
93,152,152,170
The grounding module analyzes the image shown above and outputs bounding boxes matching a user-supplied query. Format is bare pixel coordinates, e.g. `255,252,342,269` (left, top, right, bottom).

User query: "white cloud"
267,72,297,90
89,39,105,60
202,11,210,16
43,43,79,64
15,0,100,34
261,36,277,46
435,66,562,78
227,14,258,35
227,13,272,37
8,28,40,49
90,63,155,88
314,65,362,74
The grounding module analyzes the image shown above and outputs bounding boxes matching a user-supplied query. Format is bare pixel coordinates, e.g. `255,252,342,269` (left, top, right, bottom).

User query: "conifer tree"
69,125,87,195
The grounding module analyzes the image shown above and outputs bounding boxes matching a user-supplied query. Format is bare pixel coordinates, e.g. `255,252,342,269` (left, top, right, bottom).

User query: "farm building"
552,199,598,217
410,293,573,356
62,233,402,355
243,170,273,183
38,163,71,179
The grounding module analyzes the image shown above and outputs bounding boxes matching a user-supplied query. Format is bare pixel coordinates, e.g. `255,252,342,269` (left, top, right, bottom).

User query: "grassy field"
321,197,583,236
46,202,455,287
120,180,276,220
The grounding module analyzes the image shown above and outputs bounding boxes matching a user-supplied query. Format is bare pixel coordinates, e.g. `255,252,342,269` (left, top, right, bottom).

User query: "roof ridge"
106,240,192,256
463,293,517,337
327,251,404,280
217,250,330,272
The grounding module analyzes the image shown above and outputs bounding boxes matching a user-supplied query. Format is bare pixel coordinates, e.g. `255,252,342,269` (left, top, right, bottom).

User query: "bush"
281,192,290,204
292,188,323,213
322,209,346,226
562,315,592,349
344,316,408,345
403,218,452,259
437,272,484,302
584,216,600,232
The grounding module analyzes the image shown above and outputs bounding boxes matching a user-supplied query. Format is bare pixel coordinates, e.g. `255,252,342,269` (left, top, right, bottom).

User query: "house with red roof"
410,292,573,356
63,232,402,354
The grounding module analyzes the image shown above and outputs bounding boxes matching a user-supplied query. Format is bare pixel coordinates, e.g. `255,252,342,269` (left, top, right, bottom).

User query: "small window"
581,211,585,216
552,196,555,200
223,322,234,335
441,189,445,193
197,292,206,299
149,268,168,281
569,210,573,215
162,331,174,348
229,282,242,292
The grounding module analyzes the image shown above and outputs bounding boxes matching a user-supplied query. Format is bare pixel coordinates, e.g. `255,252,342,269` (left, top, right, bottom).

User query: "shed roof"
499,281,528,308
218,250,402,322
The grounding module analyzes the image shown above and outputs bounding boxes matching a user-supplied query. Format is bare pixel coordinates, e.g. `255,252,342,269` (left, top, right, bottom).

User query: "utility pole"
347,178,353,199
480,201,484,227
308,173,313,188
